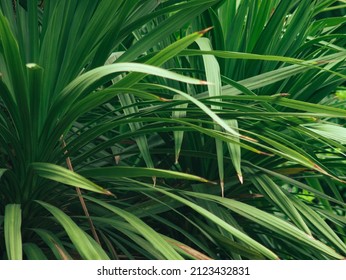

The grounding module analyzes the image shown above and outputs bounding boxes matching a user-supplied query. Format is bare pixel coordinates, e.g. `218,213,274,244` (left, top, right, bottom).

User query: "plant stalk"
60,135,101,246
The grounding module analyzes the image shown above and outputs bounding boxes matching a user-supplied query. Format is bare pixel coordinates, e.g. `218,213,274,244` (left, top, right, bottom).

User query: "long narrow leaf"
133,182,279,260
23,243,47,260
36,201,109,260
32,162,113,195
79,166,211,183
4,204,22,260
85,196,184,260
186,192,345,259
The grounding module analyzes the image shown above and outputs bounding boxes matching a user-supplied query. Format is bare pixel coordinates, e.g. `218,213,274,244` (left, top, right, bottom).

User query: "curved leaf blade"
137,184,279,259
85,196,184,260
79,166,212,183
36,201,109,260
186,192,345,259
32,162,113,195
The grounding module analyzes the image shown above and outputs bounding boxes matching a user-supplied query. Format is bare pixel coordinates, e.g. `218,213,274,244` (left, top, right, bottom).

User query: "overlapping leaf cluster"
0,0,345,260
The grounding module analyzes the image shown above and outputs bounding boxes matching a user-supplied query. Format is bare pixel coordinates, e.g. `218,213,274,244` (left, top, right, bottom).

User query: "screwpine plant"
0,0,345,260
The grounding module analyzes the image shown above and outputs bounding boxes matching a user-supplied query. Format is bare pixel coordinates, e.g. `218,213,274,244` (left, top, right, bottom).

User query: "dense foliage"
0,0,345,260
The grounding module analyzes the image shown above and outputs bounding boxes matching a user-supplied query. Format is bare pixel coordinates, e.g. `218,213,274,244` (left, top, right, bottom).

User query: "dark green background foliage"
0,0,345,260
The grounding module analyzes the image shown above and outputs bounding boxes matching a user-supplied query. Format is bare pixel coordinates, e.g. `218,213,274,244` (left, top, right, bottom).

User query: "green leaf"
182,50,346,79
186,192,345,259
226,119,242,183
36,201,109,260
0,9,30,146
196,37,226,194
117,0,218,62
79,166,211,183
116,28,210,87
249,163,346,207
27,63,45,143
204,95,346,118
85,196,184,260
248,172,311,235
32,162,113,195
0,168,7,179
138,183,279,260
145,84,242,138
23,243,48,260
173,94,189,163
302,123,346,144
33,229,72,260
290,196,346,254
113,30,210,173
42,62,208,153
199,222,265,259
4,204,22,260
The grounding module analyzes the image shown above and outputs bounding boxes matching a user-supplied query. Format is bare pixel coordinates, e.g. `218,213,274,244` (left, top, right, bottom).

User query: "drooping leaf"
32,162,113,195
186,191,345,259
33,229,72,260
85,196,184,260
79,166,212,183
135,182,279,260
36,201,109,260
302,123,346,144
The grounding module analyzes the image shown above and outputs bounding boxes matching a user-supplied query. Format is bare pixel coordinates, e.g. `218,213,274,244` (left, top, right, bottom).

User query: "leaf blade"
4,204,22,260
36,201,109,260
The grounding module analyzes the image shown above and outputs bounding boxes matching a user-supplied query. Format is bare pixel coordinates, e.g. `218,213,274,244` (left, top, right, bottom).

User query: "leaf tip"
159,97,172,102
200,80,211,85
26,63,39,68
237,174,243,184
208,180,218,185
258,151,274,156
240,135,257,142
271,93,290,97
114,155,120,165
199,26,214,35
220,180,224,197
175,152,180,165
104,190,116,197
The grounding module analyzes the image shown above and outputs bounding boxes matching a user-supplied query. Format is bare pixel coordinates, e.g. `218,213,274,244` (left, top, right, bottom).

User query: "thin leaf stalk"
60,135,101,246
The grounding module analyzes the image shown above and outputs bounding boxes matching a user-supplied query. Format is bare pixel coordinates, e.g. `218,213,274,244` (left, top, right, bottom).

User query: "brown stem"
60,135,101,246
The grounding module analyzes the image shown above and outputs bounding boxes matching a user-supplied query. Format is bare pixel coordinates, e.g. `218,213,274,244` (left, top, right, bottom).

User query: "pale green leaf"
32,162,113,195
4,204,22,260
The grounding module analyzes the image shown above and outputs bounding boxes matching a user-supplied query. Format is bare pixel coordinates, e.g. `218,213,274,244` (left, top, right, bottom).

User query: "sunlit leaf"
4,204,22,260
32,163,113,195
